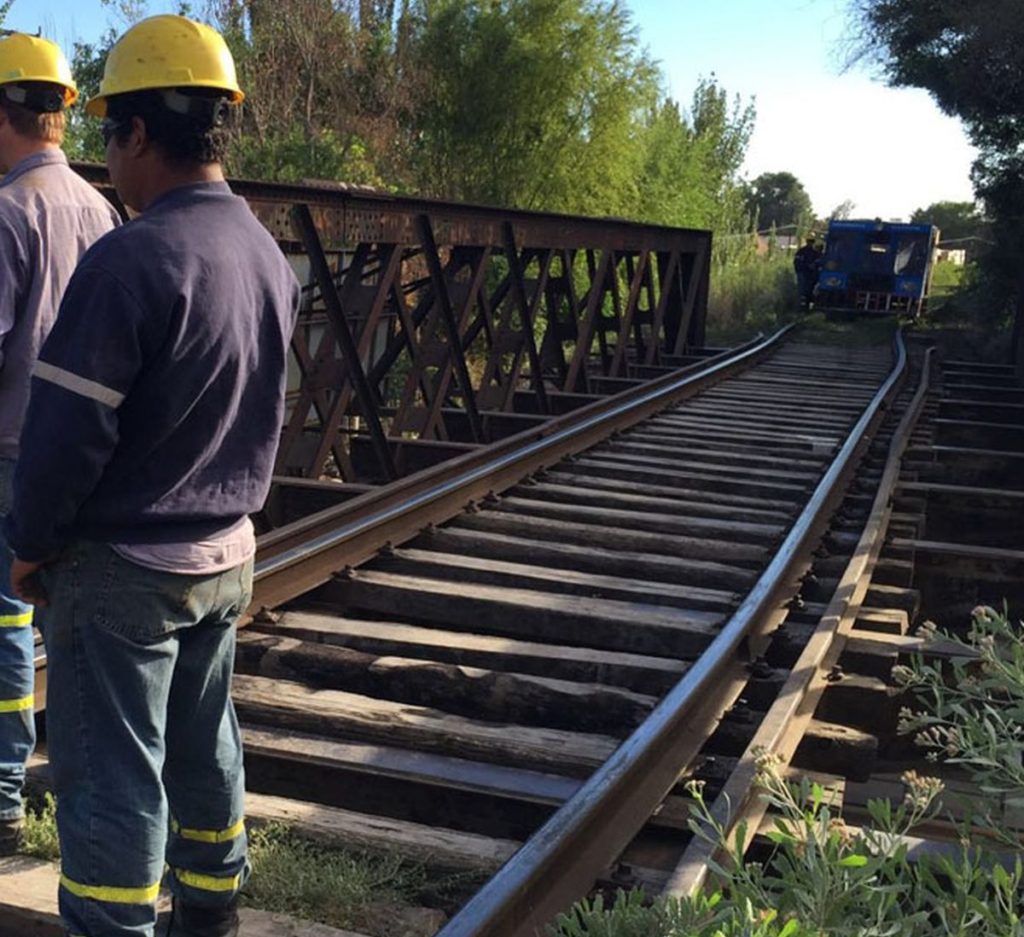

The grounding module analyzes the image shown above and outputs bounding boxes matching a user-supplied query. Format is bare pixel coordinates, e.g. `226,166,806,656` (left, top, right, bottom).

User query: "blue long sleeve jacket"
5,181,300,562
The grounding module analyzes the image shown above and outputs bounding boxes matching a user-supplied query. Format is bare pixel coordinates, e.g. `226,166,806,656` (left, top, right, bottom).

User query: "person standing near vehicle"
0,32,120,856
4,15,299,937
793,236,822,310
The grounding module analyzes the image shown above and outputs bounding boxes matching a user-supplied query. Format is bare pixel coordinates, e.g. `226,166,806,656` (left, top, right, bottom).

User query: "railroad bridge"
4,171,1024,937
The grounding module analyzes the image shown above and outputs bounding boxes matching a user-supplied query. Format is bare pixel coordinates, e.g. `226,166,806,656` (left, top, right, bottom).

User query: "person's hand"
11,558,48,607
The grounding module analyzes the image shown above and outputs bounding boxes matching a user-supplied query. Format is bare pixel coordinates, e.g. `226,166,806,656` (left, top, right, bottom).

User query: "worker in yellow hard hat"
5,16,298,937
0,32,119,859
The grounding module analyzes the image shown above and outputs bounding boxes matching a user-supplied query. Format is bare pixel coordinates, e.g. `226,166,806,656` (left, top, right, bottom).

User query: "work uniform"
793,243,821,309
0,149,119,823
5,180,300,937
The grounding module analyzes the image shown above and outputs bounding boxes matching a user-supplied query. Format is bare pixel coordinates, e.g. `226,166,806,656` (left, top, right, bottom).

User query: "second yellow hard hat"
85,14,244,118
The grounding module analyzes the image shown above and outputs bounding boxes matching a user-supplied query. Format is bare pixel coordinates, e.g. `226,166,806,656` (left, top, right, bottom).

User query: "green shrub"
22,792,60,862
549,607,1024,936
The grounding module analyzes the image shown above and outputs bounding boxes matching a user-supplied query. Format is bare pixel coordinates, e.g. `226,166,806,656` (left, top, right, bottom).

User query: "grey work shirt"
0,149,120,458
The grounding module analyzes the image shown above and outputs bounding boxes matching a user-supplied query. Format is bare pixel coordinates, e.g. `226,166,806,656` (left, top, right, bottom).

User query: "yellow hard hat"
85,14,244,118
0,33,78,107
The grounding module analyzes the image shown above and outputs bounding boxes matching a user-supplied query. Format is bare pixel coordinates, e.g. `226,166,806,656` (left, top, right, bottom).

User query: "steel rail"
433,330,908,937
662,342,935,895
251,326,794,611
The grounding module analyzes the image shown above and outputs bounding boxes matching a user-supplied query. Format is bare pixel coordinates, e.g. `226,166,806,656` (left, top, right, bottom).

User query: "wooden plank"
675,401,855,429
491,496,785,543
843,632,978,662
332,569,723,657
636,420,838,453
578,449,820,484
893,537,1024,564
247,792,519,873
704,387,867,411
792,719,878,782
235,633,655,733
377,547,739,612
539,471,798,512
602,438,826,470
261,610,688,693
242,726,580,806
566,456,808,500
0,859,362,937
237,911,371,937
897,480,1024,502
232,675,619,775
517,480,792,523
727,373,882,392
853,607,909,635
417,526,759,592
656,409,850,437
453,509,769,564
919,444,1024,461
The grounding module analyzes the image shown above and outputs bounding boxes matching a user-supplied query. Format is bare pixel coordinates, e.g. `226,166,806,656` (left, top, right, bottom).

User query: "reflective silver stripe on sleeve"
33,361,125,408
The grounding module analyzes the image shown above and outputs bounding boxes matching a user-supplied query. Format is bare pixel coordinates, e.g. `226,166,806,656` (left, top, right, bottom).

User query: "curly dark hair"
105,88,239,166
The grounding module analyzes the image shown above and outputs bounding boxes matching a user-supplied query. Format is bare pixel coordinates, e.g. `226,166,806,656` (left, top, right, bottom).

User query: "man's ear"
126,114,149,158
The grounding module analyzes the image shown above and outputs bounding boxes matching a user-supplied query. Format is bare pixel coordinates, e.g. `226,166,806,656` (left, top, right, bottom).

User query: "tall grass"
706,239,798,345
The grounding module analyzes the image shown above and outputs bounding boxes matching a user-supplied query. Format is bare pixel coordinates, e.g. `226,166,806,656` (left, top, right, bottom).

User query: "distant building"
756,232,799,255
935,248,966,266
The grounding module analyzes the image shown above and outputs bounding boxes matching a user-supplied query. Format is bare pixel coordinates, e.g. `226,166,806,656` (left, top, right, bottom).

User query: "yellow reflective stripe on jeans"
0,695,33,713
0,612,32,627
60,874,161,905
172,868,242,893
171,817,245,844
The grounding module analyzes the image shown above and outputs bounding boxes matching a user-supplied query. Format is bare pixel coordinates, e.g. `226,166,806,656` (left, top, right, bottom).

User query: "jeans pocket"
92,547,194,645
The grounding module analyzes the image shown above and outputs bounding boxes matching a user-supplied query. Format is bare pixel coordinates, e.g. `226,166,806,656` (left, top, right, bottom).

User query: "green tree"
63,34,114,162
634,82,756,233
909,200,986,242
208,0,409,186
745,171,813,231
406,0,658,215
850,0,1024,339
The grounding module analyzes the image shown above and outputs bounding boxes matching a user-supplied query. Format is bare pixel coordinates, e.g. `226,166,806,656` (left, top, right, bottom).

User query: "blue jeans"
37,541,252,937
0,457,36,820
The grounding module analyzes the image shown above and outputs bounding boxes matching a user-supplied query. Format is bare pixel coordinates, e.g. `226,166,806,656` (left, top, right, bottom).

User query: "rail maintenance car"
816,219,940,316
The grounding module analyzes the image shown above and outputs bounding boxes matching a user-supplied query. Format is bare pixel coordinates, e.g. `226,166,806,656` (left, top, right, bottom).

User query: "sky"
6,0,979,221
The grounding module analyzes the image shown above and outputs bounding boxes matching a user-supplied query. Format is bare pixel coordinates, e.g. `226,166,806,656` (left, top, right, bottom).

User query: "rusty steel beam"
292,204,398,481
72,162,713,486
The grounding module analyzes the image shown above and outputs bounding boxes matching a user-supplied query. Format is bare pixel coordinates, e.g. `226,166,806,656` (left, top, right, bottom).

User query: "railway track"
243,327,902,925
25,329,903,929
18,329,1024,937
654,349,1024,906
3,163,1018,937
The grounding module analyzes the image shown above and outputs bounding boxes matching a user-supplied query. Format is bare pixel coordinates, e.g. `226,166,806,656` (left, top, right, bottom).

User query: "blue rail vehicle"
817,219,940,316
